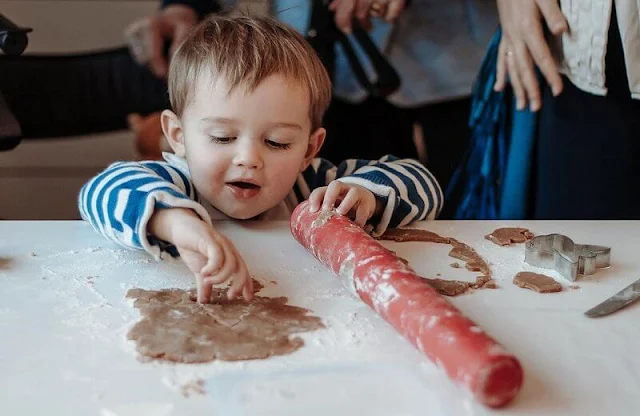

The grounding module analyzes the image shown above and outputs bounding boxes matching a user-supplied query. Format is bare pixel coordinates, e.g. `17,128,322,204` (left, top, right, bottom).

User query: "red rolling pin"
290,201,524,408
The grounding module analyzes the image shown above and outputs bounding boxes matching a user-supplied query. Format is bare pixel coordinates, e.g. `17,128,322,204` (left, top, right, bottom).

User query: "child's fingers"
336,187,359,216
196,272,212,303
199,238,224,276
202,237,236,285
225,243,247,300
242,277,254,302
308,187,327,212
227,247,252,301
322,181,346,210
354,202,372,227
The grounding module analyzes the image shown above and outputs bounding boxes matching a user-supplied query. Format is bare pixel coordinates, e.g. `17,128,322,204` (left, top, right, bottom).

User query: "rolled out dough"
513,272,562,293
485,227,534,246
126,280,325,363
379,229,495,296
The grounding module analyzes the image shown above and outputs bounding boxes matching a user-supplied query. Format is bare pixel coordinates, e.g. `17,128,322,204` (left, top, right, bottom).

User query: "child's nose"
233,143,263,169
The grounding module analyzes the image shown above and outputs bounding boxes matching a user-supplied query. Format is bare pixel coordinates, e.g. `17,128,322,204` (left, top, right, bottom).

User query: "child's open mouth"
229,181,259,189
226,181,261,199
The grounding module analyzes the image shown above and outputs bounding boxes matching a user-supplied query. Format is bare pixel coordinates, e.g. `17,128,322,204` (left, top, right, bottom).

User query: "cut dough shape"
126,280,325,363
513,272,562,293
425,278,474,296
485,227,534,246
379,229,495,296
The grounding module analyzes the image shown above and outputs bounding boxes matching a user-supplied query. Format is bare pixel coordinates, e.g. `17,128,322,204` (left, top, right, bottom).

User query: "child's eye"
266,139,291,150
210,136,234,144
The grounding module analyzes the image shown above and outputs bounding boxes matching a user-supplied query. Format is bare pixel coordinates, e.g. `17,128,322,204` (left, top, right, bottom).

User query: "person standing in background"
320,0,498,211
493,0,640,219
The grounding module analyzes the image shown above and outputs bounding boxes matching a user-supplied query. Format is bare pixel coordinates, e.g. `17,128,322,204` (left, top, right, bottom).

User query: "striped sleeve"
296,155,443,235
78,160,211,258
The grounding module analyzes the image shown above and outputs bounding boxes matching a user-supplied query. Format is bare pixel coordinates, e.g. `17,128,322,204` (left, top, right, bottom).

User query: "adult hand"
329,0,406,33
124,5,198,79
494,0,568,111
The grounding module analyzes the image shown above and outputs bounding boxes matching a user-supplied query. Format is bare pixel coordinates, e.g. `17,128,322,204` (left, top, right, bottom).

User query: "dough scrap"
126,280,325,363
484,280,498,289
485,227,534,246
425,278,474,296
513,272,562,293
449,239,491,276
380,228,451,244
379,229,495,296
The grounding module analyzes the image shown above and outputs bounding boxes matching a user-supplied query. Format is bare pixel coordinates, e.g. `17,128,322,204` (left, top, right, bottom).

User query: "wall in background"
0,1,156,219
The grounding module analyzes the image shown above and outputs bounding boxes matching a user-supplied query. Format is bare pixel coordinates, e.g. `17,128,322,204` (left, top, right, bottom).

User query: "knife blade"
584,278,640,318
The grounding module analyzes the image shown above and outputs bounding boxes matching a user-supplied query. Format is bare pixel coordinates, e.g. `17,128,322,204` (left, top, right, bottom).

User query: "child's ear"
301,127,326,171
161,110,186,157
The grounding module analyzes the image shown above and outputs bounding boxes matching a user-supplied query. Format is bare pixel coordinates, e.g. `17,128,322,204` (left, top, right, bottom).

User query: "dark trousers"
322,96,471,218
534,5,640,219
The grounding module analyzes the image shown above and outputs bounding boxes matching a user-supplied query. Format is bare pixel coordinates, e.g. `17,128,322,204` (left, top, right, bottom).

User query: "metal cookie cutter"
524,234,611,282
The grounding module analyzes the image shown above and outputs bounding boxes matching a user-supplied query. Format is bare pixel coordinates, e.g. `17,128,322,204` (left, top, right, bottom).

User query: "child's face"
163,73,325,219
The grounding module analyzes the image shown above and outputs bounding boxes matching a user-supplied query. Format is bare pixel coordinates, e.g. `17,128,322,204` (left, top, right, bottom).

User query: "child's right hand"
149,208,253,303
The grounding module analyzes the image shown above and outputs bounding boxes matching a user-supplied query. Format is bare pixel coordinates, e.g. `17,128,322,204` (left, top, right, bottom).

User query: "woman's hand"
124,5,198,79
494,0,568,111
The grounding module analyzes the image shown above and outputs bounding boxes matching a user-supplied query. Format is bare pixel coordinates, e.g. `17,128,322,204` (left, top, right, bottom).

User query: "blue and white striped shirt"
79,154,442,259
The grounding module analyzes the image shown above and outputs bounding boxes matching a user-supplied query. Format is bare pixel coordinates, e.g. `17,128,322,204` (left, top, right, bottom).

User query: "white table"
1,220,639,415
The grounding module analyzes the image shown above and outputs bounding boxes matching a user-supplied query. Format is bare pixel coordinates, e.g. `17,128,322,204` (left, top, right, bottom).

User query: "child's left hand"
308,181,380,227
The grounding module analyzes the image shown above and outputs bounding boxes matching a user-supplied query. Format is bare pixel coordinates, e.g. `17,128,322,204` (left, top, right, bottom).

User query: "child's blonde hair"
168,15,332,131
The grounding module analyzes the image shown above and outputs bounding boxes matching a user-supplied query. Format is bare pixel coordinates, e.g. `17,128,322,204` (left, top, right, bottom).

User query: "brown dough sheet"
379,229,495,296
126,279,324,363
513,272,562,293
485,227,534,246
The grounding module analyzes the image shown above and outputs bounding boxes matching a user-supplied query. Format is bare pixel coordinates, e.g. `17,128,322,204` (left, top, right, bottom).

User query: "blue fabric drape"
446,28,539,220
